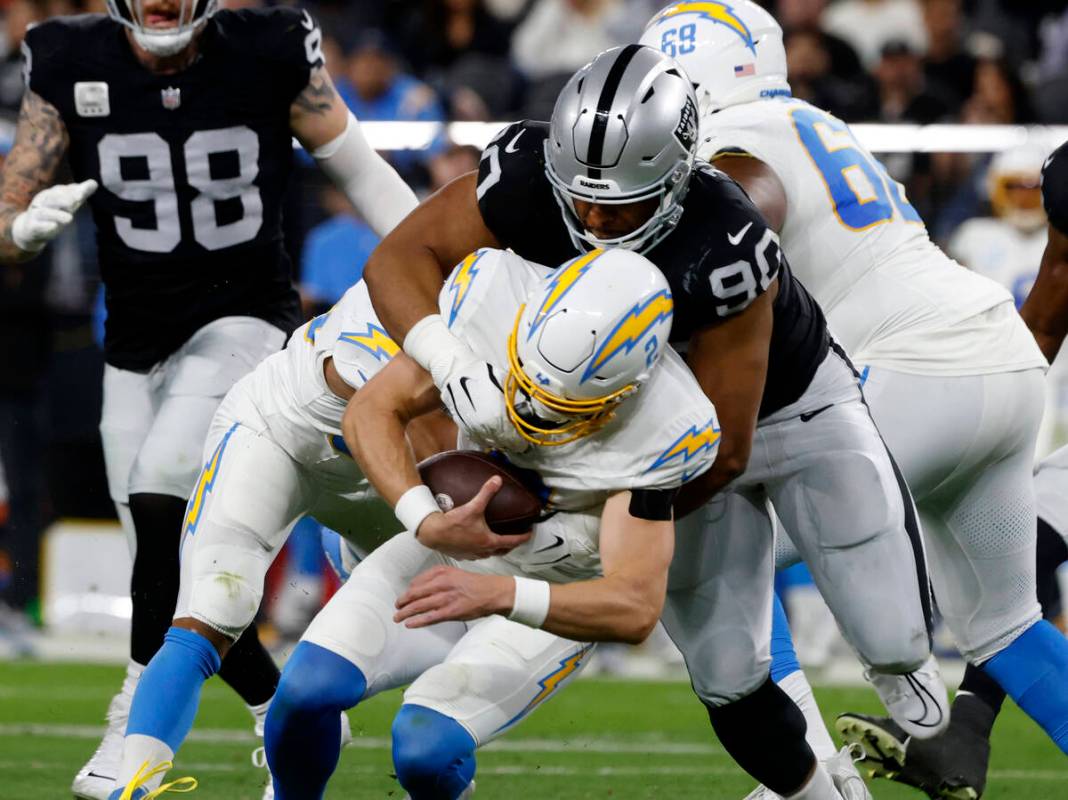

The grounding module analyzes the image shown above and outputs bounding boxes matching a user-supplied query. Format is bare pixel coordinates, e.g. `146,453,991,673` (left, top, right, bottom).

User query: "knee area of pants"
392,705,474,786
129,449,201,499
273,644,367,720
187,572,261,638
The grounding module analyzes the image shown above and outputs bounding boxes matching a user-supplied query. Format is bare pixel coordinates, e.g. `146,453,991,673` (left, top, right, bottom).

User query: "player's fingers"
33,207,72,227
74,179,99,202
464,476,502,516
394,592,445,622
490,531,532,551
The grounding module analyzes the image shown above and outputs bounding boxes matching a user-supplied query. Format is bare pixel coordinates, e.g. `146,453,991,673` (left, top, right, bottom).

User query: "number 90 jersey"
698,98,1040,375
23,9,321,371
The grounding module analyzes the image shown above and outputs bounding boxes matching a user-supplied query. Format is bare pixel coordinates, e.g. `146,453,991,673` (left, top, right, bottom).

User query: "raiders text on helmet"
545,45,699,254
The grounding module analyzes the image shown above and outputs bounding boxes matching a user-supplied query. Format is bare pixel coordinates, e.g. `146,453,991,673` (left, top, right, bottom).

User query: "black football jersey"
477,121,830,418
24,9,319,370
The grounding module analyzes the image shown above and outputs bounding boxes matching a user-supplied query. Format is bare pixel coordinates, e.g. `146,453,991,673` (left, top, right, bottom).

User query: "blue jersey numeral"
791,107,920,230
660,23,697,57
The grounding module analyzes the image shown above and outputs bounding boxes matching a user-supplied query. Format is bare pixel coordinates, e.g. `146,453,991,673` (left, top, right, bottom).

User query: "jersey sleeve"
328,282,400,390
245,7,325,106
1043,141,1068,235
636,410,720,492
22,20,71,109
681,169,784,320
475,121,562,258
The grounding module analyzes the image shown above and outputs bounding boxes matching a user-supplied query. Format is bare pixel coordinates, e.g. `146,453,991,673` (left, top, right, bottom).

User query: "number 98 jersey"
23,8,322,370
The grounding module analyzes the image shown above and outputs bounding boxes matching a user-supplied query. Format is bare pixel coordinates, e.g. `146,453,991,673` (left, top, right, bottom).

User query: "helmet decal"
526,249,604,342
650,2,757,55
580,289,673,383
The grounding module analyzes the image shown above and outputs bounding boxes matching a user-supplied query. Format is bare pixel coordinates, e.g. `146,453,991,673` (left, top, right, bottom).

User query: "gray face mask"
107,0,217,57
544,45,698,254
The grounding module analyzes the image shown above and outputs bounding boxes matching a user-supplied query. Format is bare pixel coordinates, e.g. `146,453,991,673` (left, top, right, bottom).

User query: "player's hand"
11,179,97,253
440,361,530,453
394,565,513,628
416,475,532,560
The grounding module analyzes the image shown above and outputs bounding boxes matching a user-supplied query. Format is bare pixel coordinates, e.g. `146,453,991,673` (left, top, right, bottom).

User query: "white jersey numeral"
97,126,263,254
476,144,501,201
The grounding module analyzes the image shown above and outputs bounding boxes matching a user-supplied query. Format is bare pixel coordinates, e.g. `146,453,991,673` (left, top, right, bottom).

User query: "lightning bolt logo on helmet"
447,249,488,326
650,2,757,54
580,290,674,383
646,418,722,480
526,249,604,342
338,324,400,362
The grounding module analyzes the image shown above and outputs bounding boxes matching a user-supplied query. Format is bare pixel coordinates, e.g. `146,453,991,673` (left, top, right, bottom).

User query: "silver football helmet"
545,44,699,254
107,0,218,57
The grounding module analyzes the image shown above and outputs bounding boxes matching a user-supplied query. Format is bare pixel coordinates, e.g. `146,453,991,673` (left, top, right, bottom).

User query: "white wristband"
508,576,551,628
403,314,475,388
395,484,441,535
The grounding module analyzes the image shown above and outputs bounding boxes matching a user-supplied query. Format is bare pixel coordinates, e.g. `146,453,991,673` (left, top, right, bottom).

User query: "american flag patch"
734,64,755,77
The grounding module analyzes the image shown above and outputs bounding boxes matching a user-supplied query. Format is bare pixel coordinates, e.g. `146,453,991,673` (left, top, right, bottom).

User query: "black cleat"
836,710,990,800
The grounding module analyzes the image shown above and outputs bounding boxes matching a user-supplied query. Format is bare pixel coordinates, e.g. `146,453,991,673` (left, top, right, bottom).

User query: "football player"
264,247,722,800
639,1,1068,795
361,45,943,800
106,276,463,799
1,2,418,798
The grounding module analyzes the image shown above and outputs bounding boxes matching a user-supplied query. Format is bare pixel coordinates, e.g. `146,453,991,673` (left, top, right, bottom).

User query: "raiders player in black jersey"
361,45,944,800
0,2,417,798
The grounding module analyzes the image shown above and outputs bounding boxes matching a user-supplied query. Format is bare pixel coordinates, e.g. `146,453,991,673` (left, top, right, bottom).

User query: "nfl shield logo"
161,87,181,110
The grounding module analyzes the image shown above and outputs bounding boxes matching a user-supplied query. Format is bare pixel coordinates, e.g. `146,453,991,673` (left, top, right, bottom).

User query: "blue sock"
770,591,802,683
982,620,1068,753
288,517,326,576
392,705,477,800
126,627,222,752
265,642,366,800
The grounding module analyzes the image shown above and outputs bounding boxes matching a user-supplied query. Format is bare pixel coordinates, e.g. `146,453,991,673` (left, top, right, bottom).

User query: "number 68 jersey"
23,8,320,371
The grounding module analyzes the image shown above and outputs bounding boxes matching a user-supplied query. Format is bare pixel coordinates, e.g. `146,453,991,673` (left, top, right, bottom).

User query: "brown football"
417,450,545,535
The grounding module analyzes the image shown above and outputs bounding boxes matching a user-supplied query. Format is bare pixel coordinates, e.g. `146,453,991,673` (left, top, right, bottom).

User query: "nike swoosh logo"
458,376,475,407
727,221,753,246
799,404,833,422
505,130,525,154
534,535,565,553
904,672,945,728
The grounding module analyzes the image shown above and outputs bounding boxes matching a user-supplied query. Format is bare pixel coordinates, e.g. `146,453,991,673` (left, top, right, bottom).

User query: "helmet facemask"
107,0,217,57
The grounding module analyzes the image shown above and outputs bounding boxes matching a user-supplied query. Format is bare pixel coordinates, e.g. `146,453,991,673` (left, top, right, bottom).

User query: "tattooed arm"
290,66,417,237
0,90,72,262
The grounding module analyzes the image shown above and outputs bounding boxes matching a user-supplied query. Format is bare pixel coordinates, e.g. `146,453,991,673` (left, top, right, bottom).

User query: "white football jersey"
232,281,399,464
698,98,1046,376
439,249,720,512
948,217,1046,308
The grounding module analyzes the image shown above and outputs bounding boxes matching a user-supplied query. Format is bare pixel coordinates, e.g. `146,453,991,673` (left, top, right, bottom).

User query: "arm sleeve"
1043,141,1068,236
312,112,419,238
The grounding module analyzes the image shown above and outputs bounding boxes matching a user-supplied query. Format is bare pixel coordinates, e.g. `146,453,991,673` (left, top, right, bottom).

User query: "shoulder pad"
23,16,111,101
1043,141,1068,235
213,8,323,100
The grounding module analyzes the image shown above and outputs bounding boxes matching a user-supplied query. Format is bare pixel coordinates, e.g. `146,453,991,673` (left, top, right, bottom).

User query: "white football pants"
302,531,594,745
1036,444,1068,545
664,350,932,707
99,316,284,549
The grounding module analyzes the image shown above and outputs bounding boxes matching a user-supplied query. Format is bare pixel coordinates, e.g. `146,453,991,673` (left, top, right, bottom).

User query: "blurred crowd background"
1,0,1066,652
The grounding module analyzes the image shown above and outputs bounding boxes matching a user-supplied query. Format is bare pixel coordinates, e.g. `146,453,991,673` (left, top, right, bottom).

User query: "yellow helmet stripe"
580,289,673,383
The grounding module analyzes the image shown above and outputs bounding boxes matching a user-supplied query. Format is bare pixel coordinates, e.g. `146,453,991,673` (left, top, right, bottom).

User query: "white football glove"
440,360,530,453
11,179,98,253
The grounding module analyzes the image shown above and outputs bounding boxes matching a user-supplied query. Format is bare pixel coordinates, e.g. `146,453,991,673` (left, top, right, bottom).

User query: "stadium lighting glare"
350,122,1068,155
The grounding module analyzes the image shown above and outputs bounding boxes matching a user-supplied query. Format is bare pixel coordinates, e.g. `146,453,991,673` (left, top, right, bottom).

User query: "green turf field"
0,662,1064,799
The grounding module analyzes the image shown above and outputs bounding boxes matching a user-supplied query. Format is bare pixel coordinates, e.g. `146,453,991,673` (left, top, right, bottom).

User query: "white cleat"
741,748,869,800
866,655,949,740
71,689,130,799
253,711,352,800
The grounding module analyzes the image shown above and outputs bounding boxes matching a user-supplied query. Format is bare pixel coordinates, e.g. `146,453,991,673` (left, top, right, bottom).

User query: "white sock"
248,695,274,736
122,661,145,697
778,670,838,761
115,733,175,792
786,761,840,800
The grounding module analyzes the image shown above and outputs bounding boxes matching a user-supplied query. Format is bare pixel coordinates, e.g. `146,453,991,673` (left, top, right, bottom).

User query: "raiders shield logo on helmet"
674,95,698,151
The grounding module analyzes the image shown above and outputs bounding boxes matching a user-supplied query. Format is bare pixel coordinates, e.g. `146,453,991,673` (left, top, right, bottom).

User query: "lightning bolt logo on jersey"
646,418,722,481
338,324,400,362
447,250,488,326
527,249,604,341
581,290,673,383
651,2,757,54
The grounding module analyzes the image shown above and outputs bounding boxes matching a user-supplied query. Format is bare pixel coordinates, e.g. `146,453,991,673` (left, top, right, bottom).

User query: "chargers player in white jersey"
263,248,723,799
641,1,1068,796
104,281,462,799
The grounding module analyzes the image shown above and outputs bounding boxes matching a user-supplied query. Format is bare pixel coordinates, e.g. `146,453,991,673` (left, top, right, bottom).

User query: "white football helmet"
640,1,790,117
107,0,218,57
988,142,1050,233
506,249,674,447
